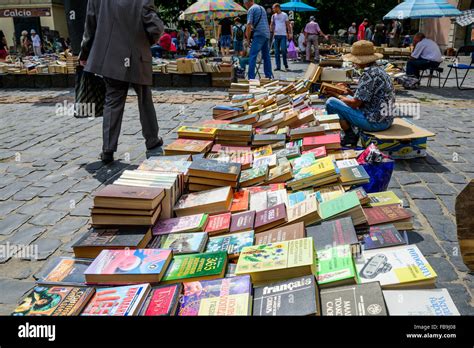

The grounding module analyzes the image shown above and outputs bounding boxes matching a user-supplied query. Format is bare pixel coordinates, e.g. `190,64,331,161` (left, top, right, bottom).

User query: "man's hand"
80,60,87,67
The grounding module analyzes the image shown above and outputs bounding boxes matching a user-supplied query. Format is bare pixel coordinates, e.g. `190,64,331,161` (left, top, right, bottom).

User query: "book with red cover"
364,204,413,226
302,134,341,151
231,191,250,213
205,213,232,235
230,211,256,233
302,146,327,159
139,284,182,316
254,203,288,233
254,222,306,245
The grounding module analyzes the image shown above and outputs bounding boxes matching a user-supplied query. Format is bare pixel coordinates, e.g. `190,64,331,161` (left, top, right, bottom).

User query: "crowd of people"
345,18,407,48
0,29,72,60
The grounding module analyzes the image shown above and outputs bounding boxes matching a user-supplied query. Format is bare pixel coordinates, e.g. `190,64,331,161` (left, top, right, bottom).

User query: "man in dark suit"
79,0,164,163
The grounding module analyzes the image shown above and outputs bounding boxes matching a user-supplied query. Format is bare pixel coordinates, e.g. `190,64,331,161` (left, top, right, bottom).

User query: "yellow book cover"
368,191,403,207
177,126,217,135
235,238,314,275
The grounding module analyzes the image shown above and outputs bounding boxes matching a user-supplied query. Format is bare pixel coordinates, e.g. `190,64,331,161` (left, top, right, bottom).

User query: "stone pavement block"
45,217,89,239
29,210,68,227
0,201,25,217
437,195,456,215
16,200,50,216
0,181,31,201
0,278,35,305
414,199,444,217
439,241,471,273
405,185,437,200
408,232,443,256
395,173,422,185
415,172,444,184
69,198,93,217
21,237,61,261
443,173,467,185
427,256,458,283
427,183,457,196
39,179,79,197
48,192,87,212
427,215,458,242
0,214,31,236
12,186,47,201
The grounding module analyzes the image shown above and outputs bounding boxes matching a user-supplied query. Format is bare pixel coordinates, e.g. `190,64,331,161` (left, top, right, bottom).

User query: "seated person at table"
325,40,395,146
406,32,442,78
187,34,199,50
151,29,172,58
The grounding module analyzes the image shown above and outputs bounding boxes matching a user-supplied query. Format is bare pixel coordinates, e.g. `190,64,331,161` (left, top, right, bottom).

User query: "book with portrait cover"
359,224,406,250
320,282,387,316
72,226,152,259
161,251,228,284
84,249,173,284
253,275,319,316
160,232,208,254
139,284,183,316
12,286,94,316
152,214,208,236
205,231,255,259
81,284,150,316
178,276,252,316
37,257,92,286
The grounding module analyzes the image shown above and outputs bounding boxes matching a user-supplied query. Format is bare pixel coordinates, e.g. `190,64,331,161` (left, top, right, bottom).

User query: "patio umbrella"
384,0,462,19
280,0,317,12
179,0,247,21
456,9,474,27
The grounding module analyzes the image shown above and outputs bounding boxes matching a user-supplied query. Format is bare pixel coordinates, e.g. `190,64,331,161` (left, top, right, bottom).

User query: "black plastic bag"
74,65,106,118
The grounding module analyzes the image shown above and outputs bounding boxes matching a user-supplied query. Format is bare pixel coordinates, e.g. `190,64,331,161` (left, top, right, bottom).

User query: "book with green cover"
319,191,360,220
161,252,228,284
235,238,315,285
315,245,358,288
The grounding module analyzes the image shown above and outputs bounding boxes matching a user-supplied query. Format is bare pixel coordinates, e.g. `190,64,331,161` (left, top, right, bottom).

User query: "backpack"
235,25,244,41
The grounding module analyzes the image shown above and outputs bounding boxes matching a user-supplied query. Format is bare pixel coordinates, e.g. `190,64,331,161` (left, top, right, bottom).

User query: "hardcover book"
205,212,232,235
93,185,164,210
178,276,252,316
152,214,208,236
253,275,319,316
306,217,360,255
37,257,92,286
339,166,371,186
73,227,153,259
230,210,256,233
160,232,208,254
382,289,460,316
255,222,306,245
315,245,358,288
359,224,406,250
240,166,269,187
12,286,94,316
364,204,413,230
188,159,241,182
355,245,437,289
319,191,367,226
302,146,327,159
164,139,213,155
81,284,150,316
235,238,315,285
84,249,173,284
320,282,387,316
139,284,182,316
254,203,288,233
205,231,255,259
173,186,233,217
161,251,228,284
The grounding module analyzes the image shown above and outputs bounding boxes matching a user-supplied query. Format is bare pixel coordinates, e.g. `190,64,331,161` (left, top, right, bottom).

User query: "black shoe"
100,152,114,164
146,137,164,158
341,132,359,147
274,68,281,71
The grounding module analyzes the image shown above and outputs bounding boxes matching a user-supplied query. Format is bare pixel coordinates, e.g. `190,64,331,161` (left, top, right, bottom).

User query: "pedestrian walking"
233,17,246,56
304,16,328,63
244,0,272,79
79,0,164,164
270,3,292,71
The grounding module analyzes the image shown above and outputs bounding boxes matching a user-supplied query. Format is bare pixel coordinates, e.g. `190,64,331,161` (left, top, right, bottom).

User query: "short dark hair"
235,17,241,23
363,18,369,22
415,32,426,39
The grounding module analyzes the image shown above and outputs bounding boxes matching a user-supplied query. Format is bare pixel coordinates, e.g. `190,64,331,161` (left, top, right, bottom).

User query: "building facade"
0,0,68,49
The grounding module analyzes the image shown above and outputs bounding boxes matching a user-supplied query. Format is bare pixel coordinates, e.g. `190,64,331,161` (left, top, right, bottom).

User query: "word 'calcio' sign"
0,8,51,17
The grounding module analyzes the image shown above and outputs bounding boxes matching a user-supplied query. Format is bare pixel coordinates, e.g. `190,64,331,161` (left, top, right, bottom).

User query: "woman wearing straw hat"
325,40,395,147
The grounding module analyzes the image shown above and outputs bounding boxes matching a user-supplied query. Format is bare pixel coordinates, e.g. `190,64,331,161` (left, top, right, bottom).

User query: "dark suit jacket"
79,0,164,85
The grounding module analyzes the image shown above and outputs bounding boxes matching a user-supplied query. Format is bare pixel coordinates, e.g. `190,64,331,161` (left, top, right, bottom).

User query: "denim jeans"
248,35,273,79
273,35,288,69
325,97,392,132
406,58,440,78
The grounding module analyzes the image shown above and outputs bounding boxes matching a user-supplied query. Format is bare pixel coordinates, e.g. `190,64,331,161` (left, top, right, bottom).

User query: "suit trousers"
102,77,160,153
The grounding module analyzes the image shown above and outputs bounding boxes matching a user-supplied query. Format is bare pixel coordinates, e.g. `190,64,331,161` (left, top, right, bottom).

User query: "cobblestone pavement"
0,60,473,315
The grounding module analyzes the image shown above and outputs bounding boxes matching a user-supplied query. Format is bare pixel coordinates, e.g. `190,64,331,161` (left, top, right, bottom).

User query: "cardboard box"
177,58,194,74
321,68,352,82
360,118,435,159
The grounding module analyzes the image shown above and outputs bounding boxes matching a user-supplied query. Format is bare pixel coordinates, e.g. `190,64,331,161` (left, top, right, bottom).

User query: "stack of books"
187,158,241,192
91,185,165,226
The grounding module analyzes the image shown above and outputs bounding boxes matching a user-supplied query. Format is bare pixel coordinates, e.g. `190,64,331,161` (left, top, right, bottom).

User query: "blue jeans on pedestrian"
273,35,288,70
325,97,392,132
248,35,273,79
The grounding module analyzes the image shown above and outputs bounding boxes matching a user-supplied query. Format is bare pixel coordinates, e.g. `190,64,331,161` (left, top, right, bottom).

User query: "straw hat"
343,40,383,65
